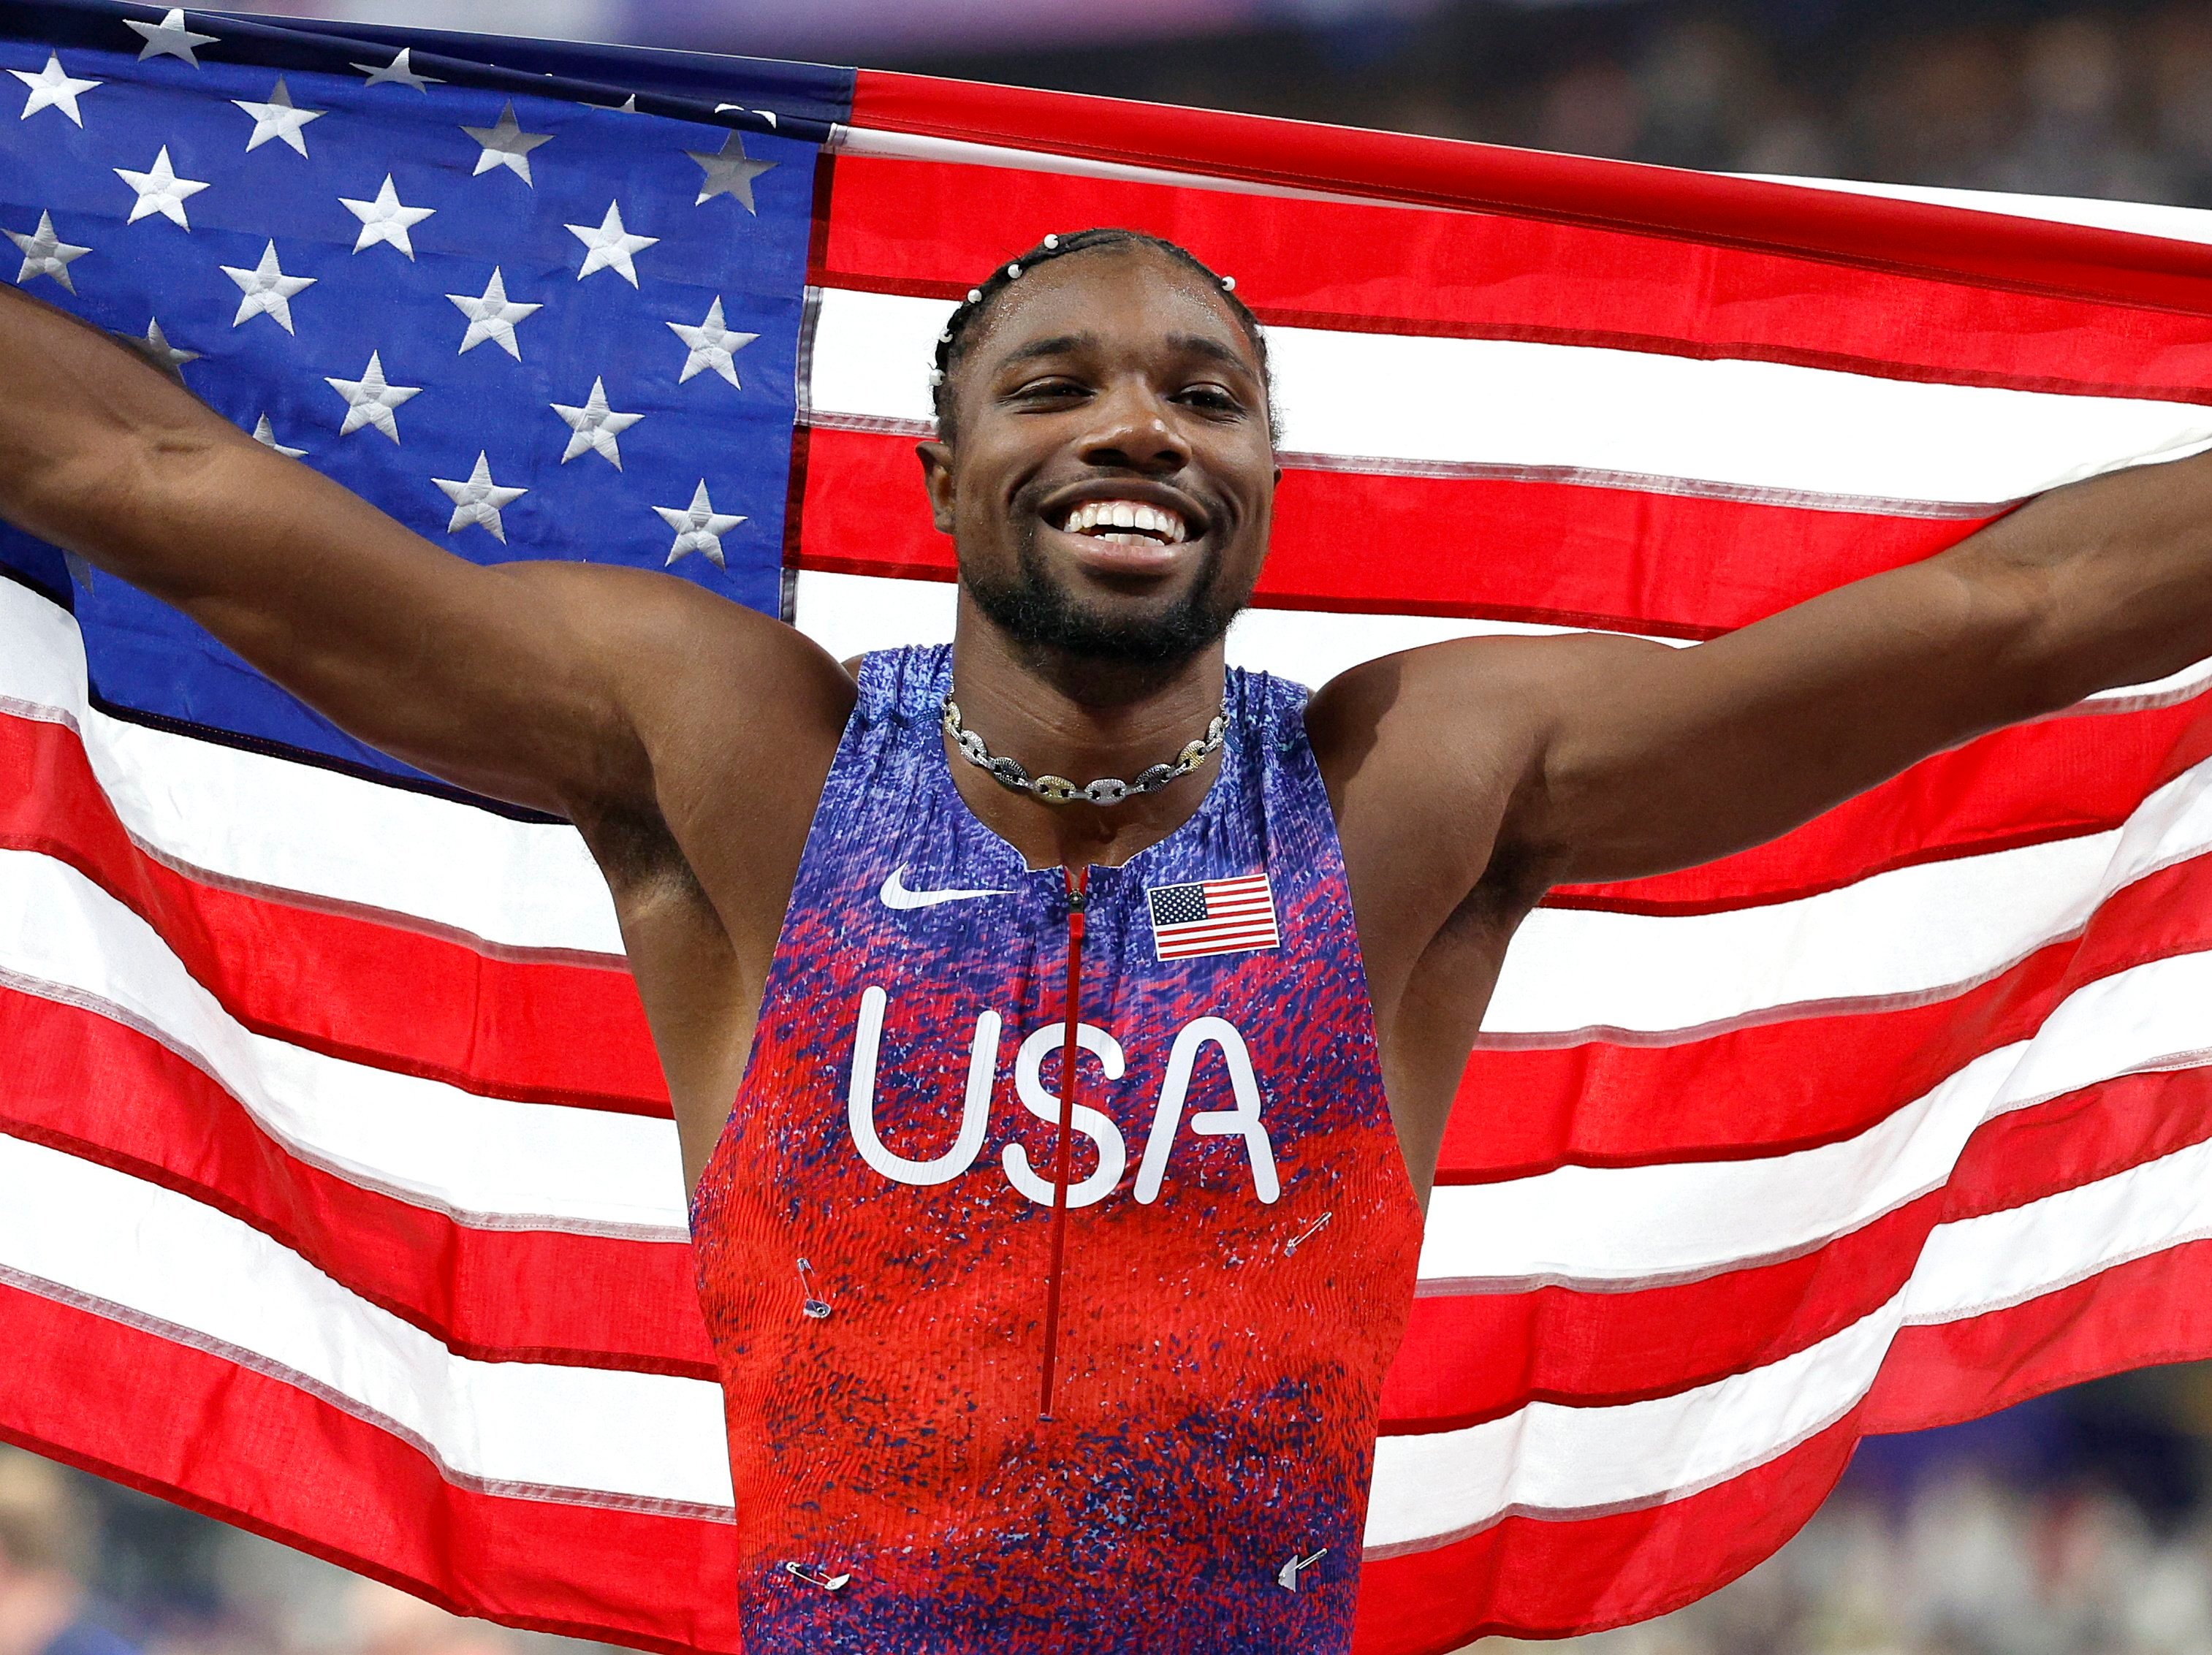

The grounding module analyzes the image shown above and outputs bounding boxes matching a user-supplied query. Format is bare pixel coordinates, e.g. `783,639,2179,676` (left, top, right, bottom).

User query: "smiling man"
8,224,2212,1652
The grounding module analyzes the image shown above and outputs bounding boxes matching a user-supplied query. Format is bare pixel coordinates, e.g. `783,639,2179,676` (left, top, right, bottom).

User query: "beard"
962,533,1249,669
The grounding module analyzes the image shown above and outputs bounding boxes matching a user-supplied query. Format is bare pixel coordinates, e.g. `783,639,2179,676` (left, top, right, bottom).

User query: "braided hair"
927,227,1274,444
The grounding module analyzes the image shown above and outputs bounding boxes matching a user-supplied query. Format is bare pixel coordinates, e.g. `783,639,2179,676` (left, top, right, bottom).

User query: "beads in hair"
929,227,1274,442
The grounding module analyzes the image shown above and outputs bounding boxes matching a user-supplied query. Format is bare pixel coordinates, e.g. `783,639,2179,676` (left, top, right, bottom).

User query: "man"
4,223,2210,1652
0,1450,136,1655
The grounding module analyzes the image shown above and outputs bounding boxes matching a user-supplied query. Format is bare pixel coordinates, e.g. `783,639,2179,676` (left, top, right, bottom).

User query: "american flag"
1147,873,1281,961
9,3,2212,1654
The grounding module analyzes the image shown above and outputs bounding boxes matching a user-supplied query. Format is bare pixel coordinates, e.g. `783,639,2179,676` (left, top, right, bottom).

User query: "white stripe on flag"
0,845,687,1236
788,569,2212,715
0,578,621,956
1371,1133,2212,1553
0,1132,730,1510
1420,945,2212,1288
807,286,2212,507
1489,753,2212,1037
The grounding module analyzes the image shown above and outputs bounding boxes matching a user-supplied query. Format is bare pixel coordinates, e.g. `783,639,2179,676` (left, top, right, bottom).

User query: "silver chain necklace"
941,695,1227,807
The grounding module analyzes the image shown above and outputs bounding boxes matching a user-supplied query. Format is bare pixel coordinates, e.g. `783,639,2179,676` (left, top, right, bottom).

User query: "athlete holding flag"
6,225,2212,1651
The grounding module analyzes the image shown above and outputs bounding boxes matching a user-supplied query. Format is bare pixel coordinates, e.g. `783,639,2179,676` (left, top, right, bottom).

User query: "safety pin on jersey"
797,1258,832,1320
1277,1548,1328,1591
1283,1211,1333,1255
784,1562,852,1591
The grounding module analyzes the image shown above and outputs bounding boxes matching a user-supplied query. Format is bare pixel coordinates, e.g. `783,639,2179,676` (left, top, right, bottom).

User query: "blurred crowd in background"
921,0,2212,210
20,2,2212,1654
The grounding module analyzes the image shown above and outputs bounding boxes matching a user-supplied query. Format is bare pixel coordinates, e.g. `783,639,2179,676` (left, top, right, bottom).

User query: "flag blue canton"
1149,883,1213,927
0,9,822,790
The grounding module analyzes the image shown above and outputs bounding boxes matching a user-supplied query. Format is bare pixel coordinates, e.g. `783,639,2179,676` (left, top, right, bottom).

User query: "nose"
1076,378,1188,476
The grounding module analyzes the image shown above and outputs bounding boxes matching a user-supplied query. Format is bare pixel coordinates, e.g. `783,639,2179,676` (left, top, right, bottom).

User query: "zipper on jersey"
1038,863,1089,1421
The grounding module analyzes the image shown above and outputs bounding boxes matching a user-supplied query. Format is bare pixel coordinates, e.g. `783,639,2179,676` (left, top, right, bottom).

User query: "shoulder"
500,560,857,739
1304,630,1652,784
1304,630,1674,905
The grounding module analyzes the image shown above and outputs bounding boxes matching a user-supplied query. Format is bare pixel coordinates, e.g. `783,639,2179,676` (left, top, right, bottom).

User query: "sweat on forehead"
927,228,1272,438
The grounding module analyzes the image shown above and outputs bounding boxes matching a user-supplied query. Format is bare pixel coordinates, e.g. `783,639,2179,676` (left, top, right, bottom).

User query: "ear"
916,439,957,536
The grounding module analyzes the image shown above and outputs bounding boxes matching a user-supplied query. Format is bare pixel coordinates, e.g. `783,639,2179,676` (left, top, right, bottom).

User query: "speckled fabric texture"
689,644,1424,1654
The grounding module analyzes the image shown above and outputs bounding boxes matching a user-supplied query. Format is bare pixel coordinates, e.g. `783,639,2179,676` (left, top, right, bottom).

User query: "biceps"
172,463,636,811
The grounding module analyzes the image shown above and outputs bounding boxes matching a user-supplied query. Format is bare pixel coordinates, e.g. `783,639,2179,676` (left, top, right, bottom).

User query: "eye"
1178,384,1245,416
1008,376,1089,404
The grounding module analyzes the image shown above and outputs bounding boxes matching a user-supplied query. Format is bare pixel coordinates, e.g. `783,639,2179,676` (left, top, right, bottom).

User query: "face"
918,248,1279,671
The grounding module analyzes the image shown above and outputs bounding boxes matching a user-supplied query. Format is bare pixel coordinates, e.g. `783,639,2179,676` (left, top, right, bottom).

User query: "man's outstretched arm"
1323,447,2212,897
0,284,834,822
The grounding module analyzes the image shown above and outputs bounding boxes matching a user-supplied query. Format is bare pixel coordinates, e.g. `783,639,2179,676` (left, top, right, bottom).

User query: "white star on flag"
353,47,440,91
715,101,777,128
232,77,323,155
220,241,315,334
341,175,435,259
132,317,199,373
12,53,101,126
433,453,528,543
654,481,745,568
566,201,657,286
115,145,209,229
446,268,540,359
686,132,775,212
250,414,305,459
324,351,421,442
668,297,756,388
460,103,552,186
126,8,218,66
6,211,90,292
550,377,642,468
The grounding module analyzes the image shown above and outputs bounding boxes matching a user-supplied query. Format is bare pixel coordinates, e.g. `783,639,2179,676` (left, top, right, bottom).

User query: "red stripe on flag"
0,986,715,1377
1557,693,2212,914
1351,1413,1867,1652
1386,1065,2212,1431
1866,1237,2212,1434
795,425,1990,638
849,69,2212,316
822,152,2212,398
0,1281,742,1655
1443,855,2212,1179
0,712,668,1116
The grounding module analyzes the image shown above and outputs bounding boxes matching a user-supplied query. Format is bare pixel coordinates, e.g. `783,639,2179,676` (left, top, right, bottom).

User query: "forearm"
1952,447,2212,711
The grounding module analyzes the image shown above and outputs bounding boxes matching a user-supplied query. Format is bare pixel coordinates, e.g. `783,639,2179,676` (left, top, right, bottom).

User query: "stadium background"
11,1,2212,1653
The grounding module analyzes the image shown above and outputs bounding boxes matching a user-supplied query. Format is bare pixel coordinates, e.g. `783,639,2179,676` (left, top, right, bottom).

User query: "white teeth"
1057,498,1189,544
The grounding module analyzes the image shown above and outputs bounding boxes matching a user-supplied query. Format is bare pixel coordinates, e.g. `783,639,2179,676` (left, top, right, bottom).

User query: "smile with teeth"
1055,498,1190,547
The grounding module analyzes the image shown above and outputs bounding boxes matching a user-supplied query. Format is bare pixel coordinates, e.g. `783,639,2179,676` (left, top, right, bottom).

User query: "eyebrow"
1166,332,1258,376
995,333,1094,370
992,330,1258,377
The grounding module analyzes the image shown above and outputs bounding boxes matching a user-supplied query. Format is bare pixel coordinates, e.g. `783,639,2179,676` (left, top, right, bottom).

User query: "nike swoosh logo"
879,866,1017,910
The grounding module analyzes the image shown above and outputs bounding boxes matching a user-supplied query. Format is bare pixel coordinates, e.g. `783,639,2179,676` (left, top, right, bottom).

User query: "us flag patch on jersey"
1145,874,1281,962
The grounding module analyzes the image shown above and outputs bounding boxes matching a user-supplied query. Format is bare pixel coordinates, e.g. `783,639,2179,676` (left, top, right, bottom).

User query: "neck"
946,593,1230,871
0,1569,80,1655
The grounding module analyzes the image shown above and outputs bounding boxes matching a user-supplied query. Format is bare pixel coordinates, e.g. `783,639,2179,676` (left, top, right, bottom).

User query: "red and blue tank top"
688,644,1423,1654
